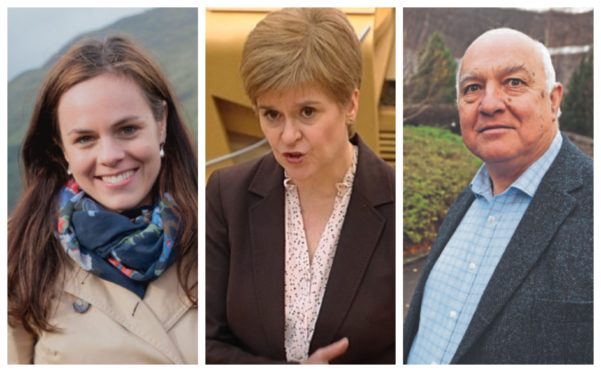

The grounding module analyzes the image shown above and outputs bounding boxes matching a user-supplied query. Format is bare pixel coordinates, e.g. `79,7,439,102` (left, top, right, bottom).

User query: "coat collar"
247,135,394,357
62,263,195,364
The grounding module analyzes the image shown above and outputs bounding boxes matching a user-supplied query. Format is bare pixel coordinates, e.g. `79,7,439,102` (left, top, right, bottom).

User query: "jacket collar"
62,263,195,364
247,134,394,357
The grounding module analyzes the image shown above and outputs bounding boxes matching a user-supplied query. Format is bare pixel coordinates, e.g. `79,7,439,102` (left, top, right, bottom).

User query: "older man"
404,28,593,364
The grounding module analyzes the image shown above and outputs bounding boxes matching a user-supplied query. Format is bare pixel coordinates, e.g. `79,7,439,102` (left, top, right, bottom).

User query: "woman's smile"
98,169,137,188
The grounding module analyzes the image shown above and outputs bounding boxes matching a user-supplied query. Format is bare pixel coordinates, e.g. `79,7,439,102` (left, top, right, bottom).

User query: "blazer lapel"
310,137,394,350
63,265,190,363
452,138,583,363
309,191,386,349
248,155,287,358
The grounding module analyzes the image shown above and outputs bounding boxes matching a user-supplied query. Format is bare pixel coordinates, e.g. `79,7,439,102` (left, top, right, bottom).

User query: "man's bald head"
456,28,556,99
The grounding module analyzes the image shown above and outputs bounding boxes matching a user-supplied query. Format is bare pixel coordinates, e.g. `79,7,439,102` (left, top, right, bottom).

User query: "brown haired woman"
206,8,395,364
8,36,198,364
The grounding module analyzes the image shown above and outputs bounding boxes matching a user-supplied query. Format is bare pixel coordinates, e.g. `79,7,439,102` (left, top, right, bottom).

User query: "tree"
404,32,457,122
560,56,593,137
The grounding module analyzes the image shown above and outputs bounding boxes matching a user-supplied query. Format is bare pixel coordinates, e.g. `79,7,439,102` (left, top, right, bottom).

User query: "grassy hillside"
403,125,481,253
7,8,197,212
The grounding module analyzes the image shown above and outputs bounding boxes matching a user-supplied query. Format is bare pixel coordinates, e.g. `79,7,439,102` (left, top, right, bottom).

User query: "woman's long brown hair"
8,36,198,334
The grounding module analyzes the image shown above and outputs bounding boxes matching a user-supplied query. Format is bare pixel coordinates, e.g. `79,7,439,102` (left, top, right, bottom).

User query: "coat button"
73,299,91,313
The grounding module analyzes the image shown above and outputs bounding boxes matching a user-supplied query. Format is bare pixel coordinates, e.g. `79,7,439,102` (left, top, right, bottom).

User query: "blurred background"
205,8,395,180
7,8,198,213
403,7,593,317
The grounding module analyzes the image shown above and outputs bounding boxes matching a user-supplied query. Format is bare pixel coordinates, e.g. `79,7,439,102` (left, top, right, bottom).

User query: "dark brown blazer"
206,135,395,364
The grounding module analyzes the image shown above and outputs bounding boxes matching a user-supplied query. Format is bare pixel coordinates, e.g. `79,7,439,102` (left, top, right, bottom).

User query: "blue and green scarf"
56,179,178,298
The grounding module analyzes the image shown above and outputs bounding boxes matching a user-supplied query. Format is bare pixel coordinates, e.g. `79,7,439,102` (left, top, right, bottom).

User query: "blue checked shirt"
407,131,563,364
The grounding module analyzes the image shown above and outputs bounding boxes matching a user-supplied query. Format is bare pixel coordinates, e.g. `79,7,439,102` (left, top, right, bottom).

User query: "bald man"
404,28,593,364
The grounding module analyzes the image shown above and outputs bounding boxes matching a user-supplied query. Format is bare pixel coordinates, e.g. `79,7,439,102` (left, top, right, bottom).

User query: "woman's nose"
280,119,301,144
98,138,126,166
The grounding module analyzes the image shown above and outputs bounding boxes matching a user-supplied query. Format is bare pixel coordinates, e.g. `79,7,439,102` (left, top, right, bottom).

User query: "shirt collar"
470,130,563,199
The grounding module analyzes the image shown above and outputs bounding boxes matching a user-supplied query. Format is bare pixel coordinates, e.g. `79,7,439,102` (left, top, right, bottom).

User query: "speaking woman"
206,8,395,364
8,36,198,364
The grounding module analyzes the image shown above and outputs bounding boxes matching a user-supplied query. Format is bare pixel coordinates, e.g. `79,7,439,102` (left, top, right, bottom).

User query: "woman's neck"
294,142,354,199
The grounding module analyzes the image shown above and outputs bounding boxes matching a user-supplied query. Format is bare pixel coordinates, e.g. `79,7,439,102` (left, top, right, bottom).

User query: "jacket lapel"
63,264,191,364
310,137,394,350
247,155,287,358
451,138,583,363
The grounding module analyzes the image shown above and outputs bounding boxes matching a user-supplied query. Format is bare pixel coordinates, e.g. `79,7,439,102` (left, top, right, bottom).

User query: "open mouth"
99,169,136,186
283,152,305,164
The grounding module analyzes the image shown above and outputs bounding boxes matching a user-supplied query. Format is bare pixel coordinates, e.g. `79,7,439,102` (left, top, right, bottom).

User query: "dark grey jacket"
404,134,593,364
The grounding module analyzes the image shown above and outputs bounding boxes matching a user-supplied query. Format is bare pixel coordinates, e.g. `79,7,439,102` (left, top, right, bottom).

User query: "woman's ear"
347,89,360,122
159,100,168,143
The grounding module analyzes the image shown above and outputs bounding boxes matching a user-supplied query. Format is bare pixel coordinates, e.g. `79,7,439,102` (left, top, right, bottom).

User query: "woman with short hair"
206,8,395,364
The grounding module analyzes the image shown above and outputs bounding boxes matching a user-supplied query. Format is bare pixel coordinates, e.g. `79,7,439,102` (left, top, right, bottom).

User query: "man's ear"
549,83,564,120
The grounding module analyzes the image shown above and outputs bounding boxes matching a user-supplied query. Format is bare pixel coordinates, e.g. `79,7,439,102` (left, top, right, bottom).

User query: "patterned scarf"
56,179,178,298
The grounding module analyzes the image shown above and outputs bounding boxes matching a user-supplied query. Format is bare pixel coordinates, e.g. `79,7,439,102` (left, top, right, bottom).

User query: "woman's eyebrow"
65,115,142,135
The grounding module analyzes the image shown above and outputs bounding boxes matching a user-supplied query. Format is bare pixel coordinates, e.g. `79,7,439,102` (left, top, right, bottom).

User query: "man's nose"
98,138,126,166
479,85,506,116
281,119,301,144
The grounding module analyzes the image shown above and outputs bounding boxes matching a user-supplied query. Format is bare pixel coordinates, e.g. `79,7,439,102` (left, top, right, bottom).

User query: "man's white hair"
455,28,557,99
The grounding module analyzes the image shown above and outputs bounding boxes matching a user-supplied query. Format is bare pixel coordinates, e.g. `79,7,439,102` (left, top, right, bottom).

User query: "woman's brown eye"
301,107,315,118
263,110,279,121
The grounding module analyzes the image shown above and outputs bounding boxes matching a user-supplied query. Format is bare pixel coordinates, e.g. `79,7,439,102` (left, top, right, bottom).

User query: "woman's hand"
301,337,349,364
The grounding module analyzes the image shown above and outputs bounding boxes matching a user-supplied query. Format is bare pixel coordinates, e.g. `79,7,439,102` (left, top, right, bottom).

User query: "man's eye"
507,78,524,87
300,107,316,118
463,84,480,94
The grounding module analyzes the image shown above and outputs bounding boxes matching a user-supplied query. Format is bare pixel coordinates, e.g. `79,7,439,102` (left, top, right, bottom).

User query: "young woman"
206,8,395,364
8,36,198,364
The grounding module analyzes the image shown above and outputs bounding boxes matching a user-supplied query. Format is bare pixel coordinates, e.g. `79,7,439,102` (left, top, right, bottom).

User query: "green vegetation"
404,125,481,250
561,56,593,137
7,8,197,212
404,32,457,107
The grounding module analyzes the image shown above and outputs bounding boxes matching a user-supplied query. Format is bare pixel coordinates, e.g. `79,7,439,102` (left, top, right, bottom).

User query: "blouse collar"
284,145,358,197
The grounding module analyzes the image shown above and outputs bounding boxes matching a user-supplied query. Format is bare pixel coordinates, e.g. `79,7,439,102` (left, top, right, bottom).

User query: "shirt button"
468,262,477,271
487,215,496,225
449,310,458,319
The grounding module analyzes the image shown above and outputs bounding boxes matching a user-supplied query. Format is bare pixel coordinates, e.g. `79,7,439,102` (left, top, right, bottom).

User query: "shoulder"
352,135,395,203
8,323,34,364
207,153,281,195
559,133,593,173
542,134,593,199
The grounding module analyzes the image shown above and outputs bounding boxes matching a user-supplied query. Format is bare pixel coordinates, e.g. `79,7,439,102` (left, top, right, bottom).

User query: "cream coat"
8,262,197,364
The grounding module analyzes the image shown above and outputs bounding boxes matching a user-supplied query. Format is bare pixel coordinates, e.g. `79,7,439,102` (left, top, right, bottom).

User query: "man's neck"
486,130,558,195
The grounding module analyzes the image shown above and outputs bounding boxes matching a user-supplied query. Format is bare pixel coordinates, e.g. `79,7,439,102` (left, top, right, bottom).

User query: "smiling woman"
58,74,166,212
8,36,198,364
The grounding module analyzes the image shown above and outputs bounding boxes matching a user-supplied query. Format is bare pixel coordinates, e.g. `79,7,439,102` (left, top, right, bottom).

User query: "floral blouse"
283,146,358,362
